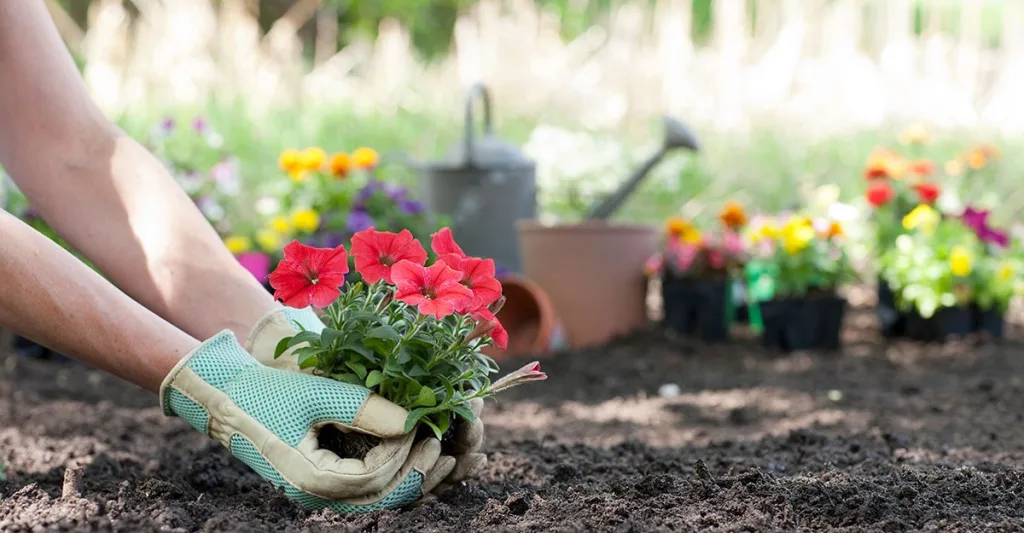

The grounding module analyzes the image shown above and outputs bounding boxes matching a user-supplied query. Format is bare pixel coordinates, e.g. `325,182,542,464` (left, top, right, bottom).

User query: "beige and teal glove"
245,306,488,486
160,330,455,513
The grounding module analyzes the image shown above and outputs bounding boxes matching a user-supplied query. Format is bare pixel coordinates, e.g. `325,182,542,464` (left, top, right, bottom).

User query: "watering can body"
418,84,537,272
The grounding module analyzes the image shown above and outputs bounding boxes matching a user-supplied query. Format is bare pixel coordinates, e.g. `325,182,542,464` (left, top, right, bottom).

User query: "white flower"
255,196,280,216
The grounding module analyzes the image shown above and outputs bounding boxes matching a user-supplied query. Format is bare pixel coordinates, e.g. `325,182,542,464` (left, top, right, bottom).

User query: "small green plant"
268,227,545,439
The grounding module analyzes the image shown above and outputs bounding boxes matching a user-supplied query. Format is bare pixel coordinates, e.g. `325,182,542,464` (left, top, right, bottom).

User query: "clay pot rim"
516,220,655,234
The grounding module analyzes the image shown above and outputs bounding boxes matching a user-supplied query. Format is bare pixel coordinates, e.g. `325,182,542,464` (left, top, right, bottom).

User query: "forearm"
0,210,197,393
11,131,277,341
0,0,278,342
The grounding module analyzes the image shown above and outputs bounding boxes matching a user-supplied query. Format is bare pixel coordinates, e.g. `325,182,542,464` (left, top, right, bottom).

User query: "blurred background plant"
8,0,1024,256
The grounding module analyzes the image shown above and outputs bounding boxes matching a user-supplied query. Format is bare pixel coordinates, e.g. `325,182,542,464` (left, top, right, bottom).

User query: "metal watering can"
397,83,536,272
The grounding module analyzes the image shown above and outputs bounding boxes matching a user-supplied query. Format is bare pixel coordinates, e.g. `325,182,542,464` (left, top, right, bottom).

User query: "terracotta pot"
516,220,657,348
482,274,565,359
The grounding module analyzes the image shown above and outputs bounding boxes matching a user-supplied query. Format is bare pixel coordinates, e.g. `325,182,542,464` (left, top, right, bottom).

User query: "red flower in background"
351,228,428,284
866,181,895,207
430,228,466,257
268,241,349,308
470,308,509,350
391,260,473,319
914,182,941,204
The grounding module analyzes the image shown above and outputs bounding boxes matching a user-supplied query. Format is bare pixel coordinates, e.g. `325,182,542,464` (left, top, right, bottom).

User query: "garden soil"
5,295,1024,531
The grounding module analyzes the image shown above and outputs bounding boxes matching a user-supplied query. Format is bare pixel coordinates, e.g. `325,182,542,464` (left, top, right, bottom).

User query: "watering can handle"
463,83,493,167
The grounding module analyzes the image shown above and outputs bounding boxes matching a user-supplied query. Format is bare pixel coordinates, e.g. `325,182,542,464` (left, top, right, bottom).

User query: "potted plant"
744,214,855,352
647,202,748,342
879,204,982,342
267,227,546,454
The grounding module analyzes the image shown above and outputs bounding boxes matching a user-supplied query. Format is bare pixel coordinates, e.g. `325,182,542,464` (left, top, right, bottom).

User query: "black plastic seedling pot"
757,294,847,353
904,306,973,343
973,305,1005,340
877,277,908,338
661,274,731,342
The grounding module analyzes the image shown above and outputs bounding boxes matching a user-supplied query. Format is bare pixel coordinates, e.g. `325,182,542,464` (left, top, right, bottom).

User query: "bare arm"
0,0,277,342
0,210,197,392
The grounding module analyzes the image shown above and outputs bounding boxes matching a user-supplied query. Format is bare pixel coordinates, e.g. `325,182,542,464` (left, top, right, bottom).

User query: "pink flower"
707,250,725,269
391,260,474,319
237,252,271,282
674,243,700,271
268,241,349,308
723,231,744,256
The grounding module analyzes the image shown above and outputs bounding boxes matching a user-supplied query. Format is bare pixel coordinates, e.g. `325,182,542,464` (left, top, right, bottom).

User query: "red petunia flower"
914,182,941,204
437,254,503,313
391,260,473,319
430,227,466,257
268,241,349,308
351,228,428,284
865,181,895,207
471,308,509,350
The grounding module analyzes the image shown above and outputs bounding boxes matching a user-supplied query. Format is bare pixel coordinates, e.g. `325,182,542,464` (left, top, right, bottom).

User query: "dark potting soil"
5,297,1024,531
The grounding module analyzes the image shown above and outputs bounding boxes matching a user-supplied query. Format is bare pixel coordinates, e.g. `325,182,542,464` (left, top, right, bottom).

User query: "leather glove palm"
161,330,454,513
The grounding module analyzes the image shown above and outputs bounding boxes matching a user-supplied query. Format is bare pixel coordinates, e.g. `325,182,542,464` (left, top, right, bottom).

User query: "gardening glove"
161,330,456,513
246,306,489,485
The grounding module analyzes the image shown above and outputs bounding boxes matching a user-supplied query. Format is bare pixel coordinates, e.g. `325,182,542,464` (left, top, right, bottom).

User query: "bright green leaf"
415,386,437,407
364,370,385,388
453,404,475,424
346,361,368,380
273,337,292,359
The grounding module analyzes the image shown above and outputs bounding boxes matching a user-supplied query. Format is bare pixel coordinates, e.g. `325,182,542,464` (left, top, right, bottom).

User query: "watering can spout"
587,116,700,221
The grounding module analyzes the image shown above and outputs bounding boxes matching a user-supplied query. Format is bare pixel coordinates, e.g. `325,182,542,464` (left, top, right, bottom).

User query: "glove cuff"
245,306,325,352
160,330,257,419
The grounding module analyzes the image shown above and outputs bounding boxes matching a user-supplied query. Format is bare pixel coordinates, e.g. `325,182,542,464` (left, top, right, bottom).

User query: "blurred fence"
49,0,1024,137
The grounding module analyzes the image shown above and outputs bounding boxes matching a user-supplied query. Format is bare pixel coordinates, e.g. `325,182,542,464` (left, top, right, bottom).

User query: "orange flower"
864,148,906,180
718,201,747,229
967,149,987,170
278,149,301,173
329,152,351,178
352,147,380,170
909,160,935,176
863,160,889,180
824,221,844,239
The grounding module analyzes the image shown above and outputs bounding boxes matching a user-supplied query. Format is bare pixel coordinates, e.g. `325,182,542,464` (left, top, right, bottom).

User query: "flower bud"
465,318,497,344
486,361,547,394
375,289,394,313
488,295,506,315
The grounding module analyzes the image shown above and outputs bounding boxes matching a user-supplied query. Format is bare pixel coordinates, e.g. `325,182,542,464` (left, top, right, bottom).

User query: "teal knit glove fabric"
161,331,453,513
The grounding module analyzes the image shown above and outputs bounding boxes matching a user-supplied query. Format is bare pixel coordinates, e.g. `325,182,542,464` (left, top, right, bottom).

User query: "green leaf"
330,373,364,386
296,348,320,369
453,404,475,424
415,386,437,407
320,328,344,347
342,341,376,361
287,330,321,348
273,337,292,359
364,370,385,388
364,337,393,357
403,408,430,434
422,418,444,440
408,364,430,377
367,325,402,342
436,411,451,435
346,310,382,324
346,361,368,380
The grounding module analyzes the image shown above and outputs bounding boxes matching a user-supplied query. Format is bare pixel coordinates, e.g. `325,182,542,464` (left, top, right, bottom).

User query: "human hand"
161,330,455,513
245,306,489,486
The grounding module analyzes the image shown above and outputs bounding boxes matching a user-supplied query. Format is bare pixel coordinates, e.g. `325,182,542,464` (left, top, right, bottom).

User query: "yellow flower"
289,169,310,182
224,235,252,255
824,221,844,239
278,149,301,172
299,147,327,171
750,221,780,243
944,159,963,177
680,228,703,245
899,124,931,145
950,246,973,277
329,152,351,178
256,229,284,252
291,209,321,234
781,217,815,255
352,147,380,169
966,149,987,170
902,204,939,233
269,215,294,235
998,262,1014,281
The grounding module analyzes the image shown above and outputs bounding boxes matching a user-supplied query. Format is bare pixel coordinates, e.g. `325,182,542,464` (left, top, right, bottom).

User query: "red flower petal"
472,308,508,350
431,227,466,257
268,241,348,308
352,228,427,284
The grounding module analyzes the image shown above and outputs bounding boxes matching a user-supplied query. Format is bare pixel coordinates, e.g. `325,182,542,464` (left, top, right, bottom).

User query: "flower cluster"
269,227,541,437
744,213,854,299
881,202,1022,318
646,201,748,278
226,146,437,284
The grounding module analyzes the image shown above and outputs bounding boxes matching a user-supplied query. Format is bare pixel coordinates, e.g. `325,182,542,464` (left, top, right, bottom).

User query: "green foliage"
274,282,500,439
744,215,856,301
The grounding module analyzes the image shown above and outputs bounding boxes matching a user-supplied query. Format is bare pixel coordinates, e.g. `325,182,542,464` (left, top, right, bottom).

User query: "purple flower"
386,183,407,201
346,210,375,234
962,206,1009,248
354,181,384,209
399,199,424,215
161,118,175,133
192,117,207,133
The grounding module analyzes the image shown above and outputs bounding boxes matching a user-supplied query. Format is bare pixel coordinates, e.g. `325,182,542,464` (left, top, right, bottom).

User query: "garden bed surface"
4,306,1024,531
